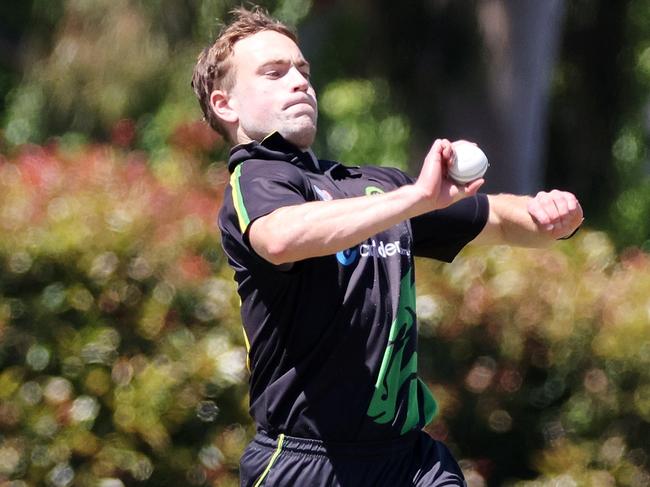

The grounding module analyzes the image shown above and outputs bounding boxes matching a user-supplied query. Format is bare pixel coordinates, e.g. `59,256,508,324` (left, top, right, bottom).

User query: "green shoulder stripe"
230,164,251,232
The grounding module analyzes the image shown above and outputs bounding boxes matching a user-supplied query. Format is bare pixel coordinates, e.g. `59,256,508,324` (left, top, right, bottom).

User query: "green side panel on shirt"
367,267,438,434
419,377,438,426
230,164,251,232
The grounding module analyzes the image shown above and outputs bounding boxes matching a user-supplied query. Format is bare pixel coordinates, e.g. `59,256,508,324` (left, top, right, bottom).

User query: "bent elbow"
250,230,295,265
261,240,294,265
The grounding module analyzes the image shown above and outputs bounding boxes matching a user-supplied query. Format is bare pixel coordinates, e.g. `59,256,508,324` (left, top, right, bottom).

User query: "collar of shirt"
228,132,320,173
305,149,320,171
227,132,361,180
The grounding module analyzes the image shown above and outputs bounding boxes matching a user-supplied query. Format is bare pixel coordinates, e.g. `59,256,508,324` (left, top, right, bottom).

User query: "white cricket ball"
449,141,489,184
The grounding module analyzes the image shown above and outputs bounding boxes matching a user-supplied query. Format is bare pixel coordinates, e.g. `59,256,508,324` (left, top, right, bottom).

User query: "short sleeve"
411,194,489,262
229,160,310,234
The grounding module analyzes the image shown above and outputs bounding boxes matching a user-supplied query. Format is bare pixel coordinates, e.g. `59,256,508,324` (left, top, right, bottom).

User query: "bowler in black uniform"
191,7,583,487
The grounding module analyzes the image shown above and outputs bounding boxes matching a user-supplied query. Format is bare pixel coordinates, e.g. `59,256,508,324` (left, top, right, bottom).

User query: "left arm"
472,190,584,247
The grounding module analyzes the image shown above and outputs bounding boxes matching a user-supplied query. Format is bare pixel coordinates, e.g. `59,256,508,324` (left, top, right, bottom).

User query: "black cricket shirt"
218,133,489,442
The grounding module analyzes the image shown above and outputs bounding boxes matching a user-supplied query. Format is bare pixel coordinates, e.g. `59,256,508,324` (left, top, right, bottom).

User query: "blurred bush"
415,234,650,486
0,132,649,486
0,134,253,487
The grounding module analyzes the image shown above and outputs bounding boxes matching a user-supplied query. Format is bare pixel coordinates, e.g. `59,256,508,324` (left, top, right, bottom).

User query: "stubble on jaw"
234,118,316,149
279,99,319,149
281,118,317,150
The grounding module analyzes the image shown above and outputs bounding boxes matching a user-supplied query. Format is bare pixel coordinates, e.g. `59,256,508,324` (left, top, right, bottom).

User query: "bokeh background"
1,1,650,486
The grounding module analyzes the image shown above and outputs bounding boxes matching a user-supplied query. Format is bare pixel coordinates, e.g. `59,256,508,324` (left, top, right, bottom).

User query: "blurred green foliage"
416,236,650,485
0,138,253,486
1,138,649,485
545,0,650,249
317,78,410,170
1,1,650,486
608,0,650,250
0,0,314,153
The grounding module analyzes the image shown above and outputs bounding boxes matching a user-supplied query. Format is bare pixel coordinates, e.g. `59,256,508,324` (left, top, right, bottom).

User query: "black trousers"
240,430,466,487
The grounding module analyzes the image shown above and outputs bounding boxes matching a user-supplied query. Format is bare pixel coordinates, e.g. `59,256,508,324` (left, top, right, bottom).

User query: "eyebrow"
259,58,310,70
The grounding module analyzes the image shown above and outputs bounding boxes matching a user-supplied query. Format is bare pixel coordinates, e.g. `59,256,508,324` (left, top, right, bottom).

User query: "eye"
265,70,281,79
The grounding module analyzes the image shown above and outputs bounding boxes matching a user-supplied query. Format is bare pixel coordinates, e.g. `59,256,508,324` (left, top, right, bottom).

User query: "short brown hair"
191,6,297,142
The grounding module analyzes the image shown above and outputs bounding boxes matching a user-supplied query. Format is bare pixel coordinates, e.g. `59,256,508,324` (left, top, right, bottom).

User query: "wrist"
399,184,437,217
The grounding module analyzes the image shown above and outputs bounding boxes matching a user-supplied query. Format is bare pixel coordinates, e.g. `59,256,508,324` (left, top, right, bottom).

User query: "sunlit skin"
209,30,317,150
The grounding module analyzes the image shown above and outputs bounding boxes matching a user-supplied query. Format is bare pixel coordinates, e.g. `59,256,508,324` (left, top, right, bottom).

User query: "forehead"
231,30,306,68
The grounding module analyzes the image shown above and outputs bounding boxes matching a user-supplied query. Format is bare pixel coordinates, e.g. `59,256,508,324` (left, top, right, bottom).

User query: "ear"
210,90,239,124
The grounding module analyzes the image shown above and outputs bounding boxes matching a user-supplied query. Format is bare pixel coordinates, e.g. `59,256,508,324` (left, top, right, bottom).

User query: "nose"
288,66,309,92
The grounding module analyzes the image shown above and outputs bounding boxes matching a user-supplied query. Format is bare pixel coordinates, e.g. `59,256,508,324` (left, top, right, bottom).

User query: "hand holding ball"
449,141,489,184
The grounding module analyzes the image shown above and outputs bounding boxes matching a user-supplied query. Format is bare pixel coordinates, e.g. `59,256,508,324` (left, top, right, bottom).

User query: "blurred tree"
546,0,631,237
604,0,650,249
1,0,639,236
0,0,311,153
0,0,65,115
0,3,29,114
305,0,650,249
302,0,565,195
475,0,565,195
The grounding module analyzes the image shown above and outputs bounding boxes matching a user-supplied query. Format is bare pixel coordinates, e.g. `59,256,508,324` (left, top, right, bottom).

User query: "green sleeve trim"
253,433,285,487
241,324,251,372
230,164,251,232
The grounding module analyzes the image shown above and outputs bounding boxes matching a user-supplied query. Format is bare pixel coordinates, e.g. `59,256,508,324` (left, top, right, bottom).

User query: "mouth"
284,98,316,111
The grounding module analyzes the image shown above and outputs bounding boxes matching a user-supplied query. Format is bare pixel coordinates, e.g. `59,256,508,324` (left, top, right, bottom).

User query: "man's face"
225,30,317,149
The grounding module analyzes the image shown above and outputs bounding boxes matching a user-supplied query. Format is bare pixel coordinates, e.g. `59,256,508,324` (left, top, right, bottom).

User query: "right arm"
249,139,483,265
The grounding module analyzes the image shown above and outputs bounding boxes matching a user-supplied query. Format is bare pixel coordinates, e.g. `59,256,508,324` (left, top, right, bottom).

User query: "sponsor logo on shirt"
336,239,410,266
360,239,410,258
336,248,359,265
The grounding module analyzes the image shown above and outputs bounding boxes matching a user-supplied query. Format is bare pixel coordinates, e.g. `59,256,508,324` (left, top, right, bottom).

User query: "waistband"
253,429,420,458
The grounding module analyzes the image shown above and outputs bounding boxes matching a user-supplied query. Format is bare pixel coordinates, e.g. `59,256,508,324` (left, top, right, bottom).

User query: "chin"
281,123,317,150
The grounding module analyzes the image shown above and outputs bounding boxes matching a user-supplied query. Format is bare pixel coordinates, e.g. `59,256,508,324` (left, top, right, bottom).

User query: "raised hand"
415,138,484,211
527,190,584,239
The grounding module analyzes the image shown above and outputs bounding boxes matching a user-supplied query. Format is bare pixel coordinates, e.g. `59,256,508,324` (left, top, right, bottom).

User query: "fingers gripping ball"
449,141,490,184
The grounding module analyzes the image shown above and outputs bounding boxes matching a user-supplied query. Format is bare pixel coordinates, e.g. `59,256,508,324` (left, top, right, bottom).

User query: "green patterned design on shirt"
367,267,438,434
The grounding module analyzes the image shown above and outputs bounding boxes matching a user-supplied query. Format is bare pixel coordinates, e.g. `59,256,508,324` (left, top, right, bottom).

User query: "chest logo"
365,185,384,196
